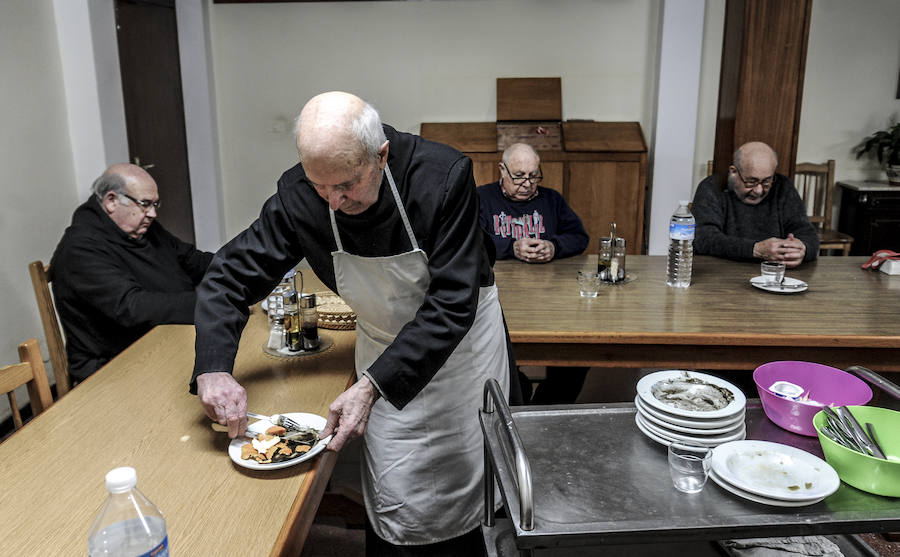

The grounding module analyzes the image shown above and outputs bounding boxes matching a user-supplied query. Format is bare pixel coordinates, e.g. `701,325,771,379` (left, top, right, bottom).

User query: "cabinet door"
542,162,564,196
471,158,499,187
567,161,644,254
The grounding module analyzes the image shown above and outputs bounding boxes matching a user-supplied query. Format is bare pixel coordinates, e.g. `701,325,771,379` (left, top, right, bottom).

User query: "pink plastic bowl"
753,361,873,436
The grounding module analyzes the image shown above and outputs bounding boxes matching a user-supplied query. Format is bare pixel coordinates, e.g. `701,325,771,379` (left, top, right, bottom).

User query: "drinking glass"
760,261,786,285
577,270,601,298
668,443,712,493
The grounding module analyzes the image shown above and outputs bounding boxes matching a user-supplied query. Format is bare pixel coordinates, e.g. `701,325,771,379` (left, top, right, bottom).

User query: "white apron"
328,165,509,545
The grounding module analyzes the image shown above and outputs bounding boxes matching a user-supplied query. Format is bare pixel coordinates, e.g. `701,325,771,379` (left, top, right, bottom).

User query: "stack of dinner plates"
709,440,840,506
634,370,747,448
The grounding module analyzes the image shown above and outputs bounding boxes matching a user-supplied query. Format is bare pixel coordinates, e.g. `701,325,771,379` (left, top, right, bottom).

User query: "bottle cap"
105,466,137,493
299,294,316,309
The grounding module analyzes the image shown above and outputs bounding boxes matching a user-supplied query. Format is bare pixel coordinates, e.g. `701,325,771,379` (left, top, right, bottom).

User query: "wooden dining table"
0,289,356,555
496,255,900,373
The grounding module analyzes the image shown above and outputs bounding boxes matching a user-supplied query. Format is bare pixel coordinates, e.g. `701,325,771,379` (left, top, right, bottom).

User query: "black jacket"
50,197,213,379
192,125,503,409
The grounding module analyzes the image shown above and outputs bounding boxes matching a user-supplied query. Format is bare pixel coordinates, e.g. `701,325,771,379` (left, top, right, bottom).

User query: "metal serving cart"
479,368,900,556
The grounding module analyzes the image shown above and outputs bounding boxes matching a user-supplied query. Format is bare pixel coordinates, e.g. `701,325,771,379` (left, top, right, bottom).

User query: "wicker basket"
314,291,356,330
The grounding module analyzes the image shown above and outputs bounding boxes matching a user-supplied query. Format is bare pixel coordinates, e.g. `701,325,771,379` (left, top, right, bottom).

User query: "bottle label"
669,222,695,240
144,537,168,557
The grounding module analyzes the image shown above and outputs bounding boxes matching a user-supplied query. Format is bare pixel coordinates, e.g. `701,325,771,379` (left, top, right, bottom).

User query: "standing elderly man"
50,163,213,382
192,91,516,555
692,141,819,268
478,143,590,404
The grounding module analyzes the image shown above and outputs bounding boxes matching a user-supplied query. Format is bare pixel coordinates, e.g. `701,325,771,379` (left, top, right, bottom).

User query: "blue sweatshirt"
478,182,589,260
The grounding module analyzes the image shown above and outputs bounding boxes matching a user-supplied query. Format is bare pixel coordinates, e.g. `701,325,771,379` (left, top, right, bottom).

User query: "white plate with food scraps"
637,370,746,420
635,395,745,431
709,470,827,507
228,412,330,471
749,276,808,294
711,440,839,502
636,413,746,447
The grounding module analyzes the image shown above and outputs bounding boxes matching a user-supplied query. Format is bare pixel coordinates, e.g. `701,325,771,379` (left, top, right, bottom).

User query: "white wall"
0,1,79,415
796,0,900,181
693,0,900,188
209,0,661,237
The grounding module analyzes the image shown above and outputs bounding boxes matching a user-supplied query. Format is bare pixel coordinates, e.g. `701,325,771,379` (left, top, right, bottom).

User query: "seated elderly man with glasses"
50,163,213,382
692,141,819,268
478,143,589,264
478,143,590,405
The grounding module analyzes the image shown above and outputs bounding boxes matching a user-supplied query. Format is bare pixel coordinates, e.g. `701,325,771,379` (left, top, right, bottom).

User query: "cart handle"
845,365,900,400
482,378,534,531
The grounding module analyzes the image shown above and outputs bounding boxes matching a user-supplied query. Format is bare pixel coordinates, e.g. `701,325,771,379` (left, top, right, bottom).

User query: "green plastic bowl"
813,406,900,497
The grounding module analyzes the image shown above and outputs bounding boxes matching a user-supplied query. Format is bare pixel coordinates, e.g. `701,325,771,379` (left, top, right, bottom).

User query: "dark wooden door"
712,0,813,179
115,0,195,243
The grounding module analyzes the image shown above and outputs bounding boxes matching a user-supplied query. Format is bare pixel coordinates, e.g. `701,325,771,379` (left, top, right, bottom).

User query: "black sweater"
191,125,499,409
692,174,819,262
50,198,213,379
478,182,589,260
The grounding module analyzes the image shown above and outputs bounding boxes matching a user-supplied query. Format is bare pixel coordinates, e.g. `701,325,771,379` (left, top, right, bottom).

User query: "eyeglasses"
734,168,774,189
501,163,543,186
120,192,161,211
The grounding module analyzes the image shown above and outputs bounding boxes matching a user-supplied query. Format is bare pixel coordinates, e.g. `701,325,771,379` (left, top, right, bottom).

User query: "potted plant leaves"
855,121,900,186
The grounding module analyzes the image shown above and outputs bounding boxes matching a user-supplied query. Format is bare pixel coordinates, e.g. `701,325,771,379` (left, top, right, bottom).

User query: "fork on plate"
247,411,304,431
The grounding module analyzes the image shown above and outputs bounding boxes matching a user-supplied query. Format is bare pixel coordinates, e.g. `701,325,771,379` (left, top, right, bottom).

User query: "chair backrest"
28,261,70,397
793,160,836,231
0,339,54,431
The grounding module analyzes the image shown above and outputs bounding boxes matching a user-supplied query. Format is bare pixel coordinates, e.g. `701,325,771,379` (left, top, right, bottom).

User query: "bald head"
502,143,540,167
93,163,154,200
499,143,542,201
93,163,160,238
734,142,778,173
295,91,386,171
729,142,779,205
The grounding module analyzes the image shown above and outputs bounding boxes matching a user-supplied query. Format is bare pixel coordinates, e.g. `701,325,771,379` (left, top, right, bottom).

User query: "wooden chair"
28,261,70,396
1,339,54,431
793,160,854,256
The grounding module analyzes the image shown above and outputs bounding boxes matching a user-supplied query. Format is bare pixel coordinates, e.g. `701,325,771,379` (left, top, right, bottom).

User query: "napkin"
719,536,842,557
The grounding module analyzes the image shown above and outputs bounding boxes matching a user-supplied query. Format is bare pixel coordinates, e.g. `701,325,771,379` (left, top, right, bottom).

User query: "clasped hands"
197,371,377,452
513,237,555,263
753,233,806,268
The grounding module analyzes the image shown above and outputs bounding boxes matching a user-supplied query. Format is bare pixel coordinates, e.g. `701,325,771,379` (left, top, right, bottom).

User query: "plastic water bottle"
88,467,169,556
666,200,695,288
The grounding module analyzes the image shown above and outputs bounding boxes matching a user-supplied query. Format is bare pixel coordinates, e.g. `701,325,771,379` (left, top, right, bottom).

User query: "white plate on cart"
636,413,745,447
636,370,746,420
634,413,746,448
635,395,745,432
228,412,331,470
636,406,745,440
634,413,677,446
710,470,827,507
749,276,808,294
711,440,839,501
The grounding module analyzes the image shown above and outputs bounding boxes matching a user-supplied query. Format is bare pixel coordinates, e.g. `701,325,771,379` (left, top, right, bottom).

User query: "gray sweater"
691,174,819,262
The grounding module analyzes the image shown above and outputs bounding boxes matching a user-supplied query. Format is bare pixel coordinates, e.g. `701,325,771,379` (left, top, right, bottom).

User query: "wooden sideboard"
420,121,648,254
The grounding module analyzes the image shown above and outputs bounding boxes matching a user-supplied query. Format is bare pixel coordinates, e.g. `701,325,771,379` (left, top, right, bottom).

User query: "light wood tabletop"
0,294,355,556
496,255,900,372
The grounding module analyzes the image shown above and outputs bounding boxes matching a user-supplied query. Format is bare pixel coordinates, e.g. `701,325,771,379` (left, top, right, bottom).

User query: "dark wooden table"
495,255,900,372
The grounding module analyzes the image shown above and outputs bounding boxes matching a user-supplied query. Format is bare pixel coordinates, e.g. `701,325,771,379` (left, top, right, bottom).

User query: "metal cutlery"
247,411,306,431
821,406,886,459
